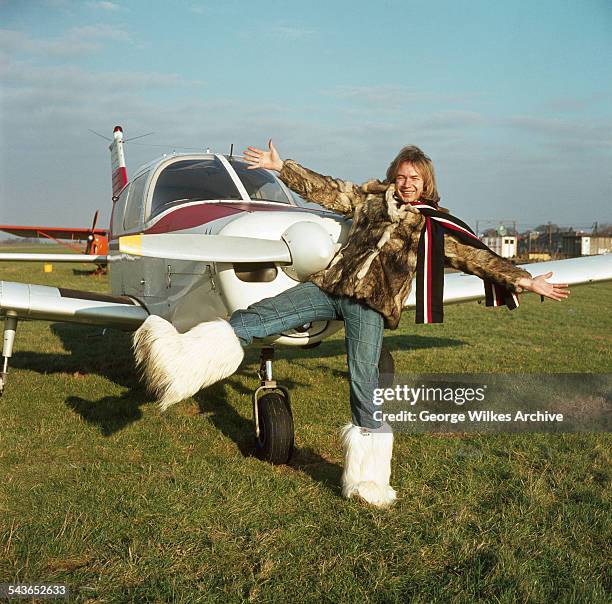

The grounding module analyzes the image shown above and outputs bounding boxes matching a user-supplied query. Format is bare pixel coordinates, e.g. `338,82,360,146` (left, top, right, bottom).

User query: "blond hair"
386,146,440,206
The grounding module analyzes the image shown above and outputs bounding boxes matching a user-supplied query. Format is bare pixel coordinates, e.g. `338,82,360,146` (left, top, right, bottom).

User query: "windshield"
150,158,242,219
230,159,293,204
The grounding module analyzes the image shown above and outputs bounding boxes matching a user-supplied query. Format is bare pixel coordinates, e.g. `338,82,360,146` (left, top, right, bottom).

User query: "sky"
1,0,611,233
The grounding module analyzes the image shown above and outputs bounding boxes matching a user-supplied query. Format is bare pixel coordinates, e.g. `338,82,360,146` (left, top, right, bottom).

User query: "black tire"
378,345,395,388
254,392,294,465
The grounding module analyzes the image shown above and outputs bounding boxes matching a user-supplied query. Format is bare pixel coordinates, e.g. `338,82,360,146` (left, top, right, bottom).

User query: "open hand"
243,139,283,172
518,272,570,301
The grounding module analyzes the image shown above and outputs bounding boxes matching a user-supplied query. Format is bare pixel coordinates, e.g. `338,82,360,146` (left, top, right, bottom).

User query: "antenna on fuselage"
228,143,234,162
89,129,155,144
124,131,155,143
89,129,112,142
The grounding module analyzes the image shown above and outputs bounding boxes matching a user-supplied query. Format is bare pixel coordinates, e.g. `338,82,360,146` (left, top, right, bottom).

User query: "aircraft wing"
0,281,147,329
0,225,107,240
0,253,107,264
404,254,612,308
2,255,609,328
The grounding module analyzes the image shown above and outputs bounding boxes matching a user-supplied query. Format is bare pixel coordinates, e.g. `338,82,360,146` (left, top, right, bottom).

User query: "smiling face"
394,161,424,203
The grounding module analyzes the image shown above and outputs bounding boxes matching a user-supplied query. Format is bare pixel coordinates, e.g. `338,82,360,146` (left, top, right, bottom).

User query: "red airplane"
0,210,109,271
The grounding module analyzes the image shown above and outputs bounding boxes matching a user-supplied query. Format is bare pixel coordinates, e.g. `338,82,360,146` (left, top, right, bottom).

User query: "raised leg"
133,282,338,411
133,316,244,411
229,282,339,345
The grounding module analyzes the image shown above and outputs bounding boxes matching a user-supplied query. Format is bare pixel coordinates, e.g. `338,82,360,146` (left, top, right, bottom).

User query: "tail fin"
109,125,128,199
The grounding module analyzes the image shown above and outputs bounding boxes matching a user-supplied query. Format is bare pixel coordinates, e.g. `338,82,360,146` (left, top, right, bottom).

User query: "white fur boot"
340,423,396,508
133,315,244,411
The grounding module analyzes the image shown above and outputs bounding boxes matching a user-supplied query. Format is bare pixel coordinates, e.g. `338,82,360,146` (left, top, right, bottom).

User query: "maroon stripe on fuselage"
217,202,304,213
143,202,306,234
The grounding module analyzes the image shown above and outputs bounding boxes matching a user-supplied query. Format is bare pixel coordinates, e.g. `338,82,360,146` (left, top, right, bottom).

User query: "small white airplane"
1,126,611,464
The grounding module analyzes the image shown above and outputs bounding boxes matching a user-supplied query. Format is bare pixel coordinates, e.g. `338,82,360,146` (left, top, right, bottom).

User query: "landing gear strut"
252,347,294,465
250,344,394,465
1,312,18,397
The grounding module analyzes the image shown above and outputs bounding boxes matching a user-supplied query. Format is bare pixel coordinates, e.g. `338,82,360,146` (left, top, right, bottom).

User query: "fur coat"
279,160,531,329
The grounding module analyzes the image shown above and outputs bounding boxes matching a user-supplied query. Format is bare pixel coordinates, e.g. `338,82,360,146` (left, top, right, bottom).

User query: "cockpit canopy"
149,157,293,220
111,154,298,236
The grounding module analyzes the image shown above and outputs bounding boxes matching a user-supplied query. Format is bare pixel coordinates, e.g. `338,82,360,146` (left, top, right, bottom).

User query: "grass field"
0,250,610,603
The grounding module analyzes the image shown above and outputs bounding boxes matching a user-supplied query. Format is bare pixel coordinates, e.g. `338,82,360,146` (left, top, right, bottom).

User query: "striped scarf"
411,203,520,324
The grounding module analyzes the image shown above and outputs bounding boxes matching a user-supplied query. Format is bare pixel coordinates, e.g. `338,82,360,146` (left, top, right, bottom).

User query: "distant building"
481,236,517,258
528,252,551,261
562,235,612,257
518,225,581,257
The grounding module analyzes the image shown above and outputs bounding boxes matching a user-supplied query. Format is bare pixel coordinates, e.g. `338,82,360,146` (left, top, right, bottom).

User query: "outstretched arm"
243,140,365,216
517,272,570,301
444,234,531,292
244,139,284,172
444,235,569,301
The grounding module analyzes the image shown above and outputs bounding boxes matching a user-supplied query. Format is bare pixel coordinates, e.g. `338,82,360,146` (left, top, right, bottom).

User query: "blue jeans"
228,282,384,429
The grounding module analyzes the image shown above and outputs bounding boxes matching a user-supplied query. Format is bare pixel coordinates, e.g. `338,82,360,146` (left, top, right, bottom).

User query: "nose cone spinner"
281,221,337,282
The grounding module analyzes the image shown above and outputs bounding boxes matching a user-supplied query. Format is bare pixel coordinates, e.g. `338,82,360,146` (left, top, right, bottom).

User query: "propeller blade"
119,234,292,264
84,210,99,255
85,210,100,254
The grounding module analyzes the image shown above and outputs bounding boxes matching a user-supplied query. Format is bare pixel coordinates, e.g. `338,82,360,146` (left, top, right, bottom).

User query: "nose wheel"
252,347,294,465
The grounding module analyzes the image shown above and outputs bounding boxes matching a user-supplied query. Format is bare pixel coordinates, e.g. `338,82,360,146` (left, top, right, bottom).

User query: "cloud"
538,93,610,114
332,85,435,102
1,63,206,153
421,110,486,130
190,4,208,15
0,58,215,226
88,1,121,10
68,24,128,41
327,85,479,115
331,85,476,103
0,24,131,57
0,29,27,53
507,115,612,148
1,55,610,229
189,2,245,16
3,61,194,96
267,25,315,40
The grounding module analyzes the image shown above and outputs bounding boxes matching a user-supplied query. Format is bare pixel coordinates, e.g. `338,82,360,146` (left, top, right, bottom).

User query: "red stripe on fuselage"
112,167,128,197
144,202,306,234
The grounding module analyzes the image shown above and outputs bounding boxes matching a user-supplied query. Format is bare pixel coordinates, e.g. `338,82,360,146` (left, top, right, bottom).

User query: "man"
134,141,569,508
